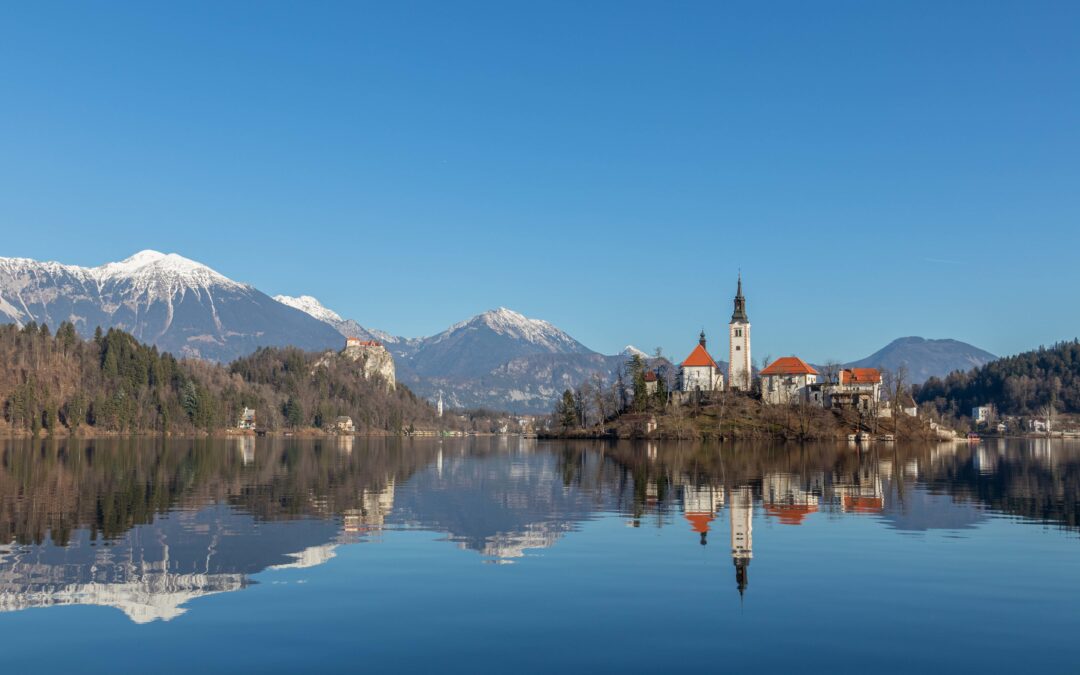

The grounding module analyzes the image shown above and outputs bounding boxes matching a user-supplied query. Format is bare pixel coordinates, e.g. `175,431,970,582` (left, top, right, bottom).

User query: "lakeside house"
238,407,257,430
334,416,355,433
831,368,884,412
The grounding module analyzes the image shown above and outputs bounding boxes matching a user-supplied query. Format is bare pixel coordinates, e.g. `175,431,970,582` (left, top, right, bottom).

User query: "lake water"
0,436,1077,673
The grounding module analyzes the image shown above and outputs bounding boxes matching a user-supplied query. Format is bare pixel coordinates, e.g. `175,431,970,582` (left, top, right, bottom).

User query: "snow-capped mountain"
274,294,402,345
0,251,342,361
274,298,628,412
407,307,593,379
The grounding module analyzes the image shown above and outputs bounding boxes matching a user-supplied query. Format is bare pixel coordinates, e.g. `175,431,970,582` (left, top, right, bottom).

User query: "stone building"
760,357,819,405
644,370,659,395
808,367,883,412
728,275,752,391
679,331,723,392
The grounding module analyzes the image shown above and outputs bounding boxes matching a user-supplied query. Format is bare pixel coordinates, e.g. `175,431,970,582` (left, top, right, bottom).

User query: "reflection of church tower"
730,486,753,597
728,274,752,391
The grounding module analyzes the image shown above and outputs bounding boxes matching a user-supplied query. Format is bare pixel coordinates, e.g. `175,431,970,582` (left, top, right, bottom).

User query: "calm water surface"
0,436,1078,673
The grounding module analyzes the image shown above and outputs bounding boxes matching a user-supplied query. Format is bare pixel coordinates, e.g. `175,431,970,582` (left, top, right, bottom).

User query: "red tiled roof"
681,344,718,368
843,496,884,513
643,371,658,382
763,504,819,526
684,512,714,534
840,368,881,385
760,356,818,376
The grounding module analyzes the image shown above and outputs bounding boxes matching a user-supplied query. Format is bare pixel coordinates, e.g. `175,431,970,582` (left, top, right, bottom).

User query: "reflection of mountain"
0,437,413,623
391,446,615,561
2,437,1079,621
0,507,341,623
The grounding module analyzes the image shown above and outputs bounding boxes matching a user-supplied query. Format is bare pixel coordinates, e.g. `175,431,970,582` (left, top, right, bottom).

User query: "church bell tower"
728,274,751,391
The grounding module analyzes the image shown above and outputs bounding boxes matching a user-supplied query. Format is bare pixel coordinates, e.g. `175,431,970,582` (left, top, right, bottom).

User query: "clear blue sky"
2,2,1077,363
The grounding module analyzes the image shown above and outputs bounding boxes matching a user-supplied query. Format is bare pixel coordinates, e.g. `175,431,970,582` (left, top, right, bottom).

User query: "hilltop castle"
341,337,397,389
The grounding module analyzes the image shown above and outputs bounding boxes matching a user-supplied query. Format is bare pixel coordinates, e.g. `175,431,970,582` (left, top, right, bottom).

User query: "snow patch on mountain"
274,294,401,344
0,251,342,361
274,294,344,324
621,345,649,358
434,307,587,353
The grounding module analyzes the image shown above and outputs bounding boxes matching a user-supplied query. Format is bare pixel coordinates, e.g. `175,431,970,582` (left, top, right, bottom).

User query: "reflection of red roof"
644,371,658,382
843,496,884,513
764,504,819,525
840,368,881,385
760,356,818,376
685,512,715,534
681,344,718,368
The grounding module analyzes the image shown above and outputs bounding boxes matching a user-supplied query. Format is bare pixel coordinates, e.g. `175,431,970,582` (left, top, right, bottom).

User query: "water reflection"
0,437,1078,622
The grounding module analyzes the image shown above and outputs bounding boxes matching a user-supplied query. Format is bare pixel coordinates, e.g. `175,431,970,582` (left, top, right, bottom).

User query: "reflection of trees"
555,440,1080,533
3,437,1079,551
0,437,440,546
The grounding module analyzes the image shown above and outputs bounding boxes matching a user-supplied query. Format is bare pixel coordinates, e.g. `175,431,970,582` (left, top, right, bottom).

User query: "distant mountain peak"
441,307,585,352
622,345,649,358
846,336,997,384
0,251,340,361
274,294,400,345
274,294,344,323
93,250,242,292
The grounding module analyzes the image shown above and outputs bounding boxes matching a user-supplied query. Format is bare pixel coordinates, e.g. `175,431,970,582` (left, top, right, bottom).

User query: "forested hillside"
0,322,439,435
915,340,1080,416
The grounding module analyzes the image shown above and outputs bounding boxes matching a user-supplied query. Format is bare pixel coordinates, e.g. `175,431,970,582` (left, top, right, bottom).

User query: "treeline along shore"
544,387,935,442
0,322,441,437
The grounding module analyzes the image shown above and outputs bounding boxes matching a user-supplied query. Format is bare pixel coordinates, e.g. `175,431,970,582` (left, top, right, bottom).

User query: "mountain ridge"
0,251,342,361
0,252,1000,412
843,336,997,384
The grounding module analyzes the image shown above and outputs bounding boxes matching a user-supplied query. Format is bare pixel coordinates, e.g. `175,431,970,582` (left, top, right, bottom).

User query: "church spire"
699,329,706,347
731,273,748,323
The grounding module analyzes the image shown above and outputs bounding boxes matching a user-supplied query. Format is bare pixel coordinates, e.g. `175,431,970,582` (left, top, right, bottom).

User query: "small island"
544,278,954,442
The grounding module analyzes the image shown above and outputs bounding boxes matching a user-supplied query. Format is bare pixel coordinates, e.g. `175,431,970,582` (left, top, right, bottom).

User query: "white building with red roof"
679,331,724,392
760,356,819,404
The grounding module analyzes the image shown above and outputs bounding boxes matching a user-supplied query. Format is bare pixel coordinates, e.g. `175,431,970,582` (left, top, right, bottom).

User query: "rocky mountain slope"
274,295,403,346
0,251,342,361
279,298,621,411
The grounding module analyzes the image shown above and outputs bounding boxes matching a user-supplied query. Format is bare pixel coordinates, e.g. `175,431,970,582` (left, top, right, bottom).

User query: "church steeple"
734,557,750,597
731,273,748,323
699,329,707,347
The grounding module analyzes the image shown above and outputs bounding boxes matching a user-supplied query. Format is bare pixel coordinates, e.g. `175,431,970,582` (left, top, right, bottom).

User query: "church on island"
677,275,751,394
671,276,891,416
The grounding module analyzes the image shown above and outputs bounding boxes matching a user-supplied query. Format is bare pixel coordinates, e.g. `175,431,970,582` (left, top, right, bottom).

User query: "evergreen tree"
557,389,577,429
283,396,304,428
628,354,648,412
